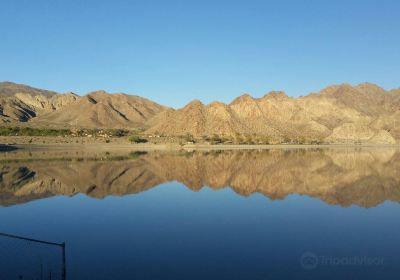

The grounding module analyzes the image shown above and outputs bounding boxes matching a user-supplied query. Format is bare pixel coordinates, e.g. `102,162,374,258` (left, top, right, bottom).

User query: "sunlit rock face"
2,81,400,143
1,148,400,208
147,83,400,144
0,82,167,128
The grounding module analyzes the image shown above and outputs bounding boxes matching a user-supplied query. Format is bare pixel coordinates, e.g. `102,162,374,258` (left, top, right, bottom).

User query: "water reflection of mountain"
1,149,400,208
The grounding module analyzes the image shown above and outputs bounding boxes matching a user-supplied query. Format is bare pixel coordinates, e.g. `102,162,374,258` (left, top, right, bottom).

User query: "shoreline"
1,136,400,152
3,142,400,152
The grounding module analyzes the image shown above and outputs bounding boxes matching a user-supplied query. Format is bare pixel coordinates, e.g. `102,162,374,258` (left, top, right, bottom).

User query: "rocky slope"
1,81,400,143
30,91,166,129
0,81,58,97
1,149,400,207
147,83,400,144
0,82,166,128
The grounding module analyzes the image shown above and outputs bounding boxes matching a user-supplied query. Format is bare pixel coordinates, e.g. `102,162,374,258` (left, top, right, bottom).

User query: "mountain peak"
230,93,255,105
356,82,385,94
0,81,58,97
182,99,204,111
262,91,288,100
208,101,227,108
88,90,109,96
319,83,356,96
186,99,204,106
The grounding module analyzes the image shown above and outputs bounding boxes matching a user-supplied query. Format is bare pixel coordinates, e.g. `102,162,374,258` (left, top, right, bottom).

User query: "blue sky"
0,0,399,108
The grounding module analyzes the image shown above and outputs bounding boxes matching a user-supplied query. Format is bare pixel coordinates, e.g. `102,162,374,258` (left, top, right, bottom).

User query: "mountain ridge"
1,81,399,144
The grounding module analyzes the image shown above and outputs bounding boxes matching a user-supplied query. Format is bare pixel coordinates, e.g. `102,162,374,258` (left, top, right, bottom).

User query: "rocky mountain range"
1,81,400,144
0,82,166,129
1,149,400,208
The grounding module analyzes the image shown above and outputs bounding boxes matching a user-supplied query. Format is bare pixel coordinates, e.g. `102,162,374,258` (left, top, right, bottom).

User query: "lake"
0,147,399,279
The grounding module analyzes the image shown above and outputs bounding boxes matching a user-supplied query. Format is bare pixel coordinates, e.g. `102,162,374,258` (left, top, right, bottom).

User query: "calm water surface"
0,148,399,279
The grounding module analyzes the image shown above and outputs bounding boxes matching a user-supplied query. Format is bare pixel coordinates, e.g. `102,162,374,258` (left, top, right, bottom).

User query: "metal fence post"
62,242,66,280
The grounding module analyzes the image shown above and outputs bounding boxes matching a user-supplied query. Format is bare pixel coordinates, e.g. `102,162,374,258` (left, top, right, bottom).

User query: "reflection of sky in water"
0,182,399,280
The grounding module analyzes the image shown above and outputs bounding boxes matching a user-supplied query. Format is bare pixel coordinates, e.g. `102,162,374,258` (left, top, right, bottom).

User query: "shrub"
0,127,71,136
108,129,129,137
209,134,223,144
128,135,148,143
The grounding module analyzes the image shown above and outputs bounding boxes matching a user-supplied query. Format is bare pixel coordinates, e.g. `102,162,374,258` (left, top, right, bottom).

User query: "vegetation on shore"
0,126,338,146
0,127,134,137
0,127,71,137
128,135,148,143
174,133,325,145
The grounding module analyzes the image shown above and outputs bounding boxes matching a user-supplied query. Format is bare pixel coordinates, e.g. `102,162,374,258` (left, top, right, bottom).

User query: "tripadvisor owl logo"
300,252,318,270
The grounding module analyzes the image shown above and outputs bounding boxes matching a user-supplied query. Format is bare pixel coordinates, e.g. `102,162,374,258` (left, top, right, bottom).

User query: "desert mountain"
147,83,400,144
1,149,400,208
0,81,58,97
0,82,166,128
0,82,79,123
1,81,400,143
30,91,166,129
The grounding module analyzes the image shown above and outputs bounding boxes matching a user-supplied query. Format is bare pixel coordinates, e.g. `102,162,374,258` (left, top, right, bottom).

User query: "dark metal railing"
0,232,66,280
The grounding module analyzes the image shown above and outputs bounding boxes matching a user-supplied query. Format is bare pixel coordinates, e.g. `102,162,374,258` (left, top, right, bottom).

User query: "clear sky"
0,0,399,108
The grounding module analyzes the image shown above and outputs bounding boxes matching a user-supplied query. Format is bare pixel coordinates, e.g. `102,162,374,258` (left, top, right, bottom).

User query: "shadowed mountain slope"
30,91,166,129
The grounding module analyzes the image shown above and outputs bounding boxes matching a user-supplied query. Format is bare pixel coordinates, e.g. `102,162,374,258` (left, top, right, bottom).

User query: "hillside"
0,82,166,129
1,81,400,143
147,83,400,144
0,81,58,97
30,91,167,129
